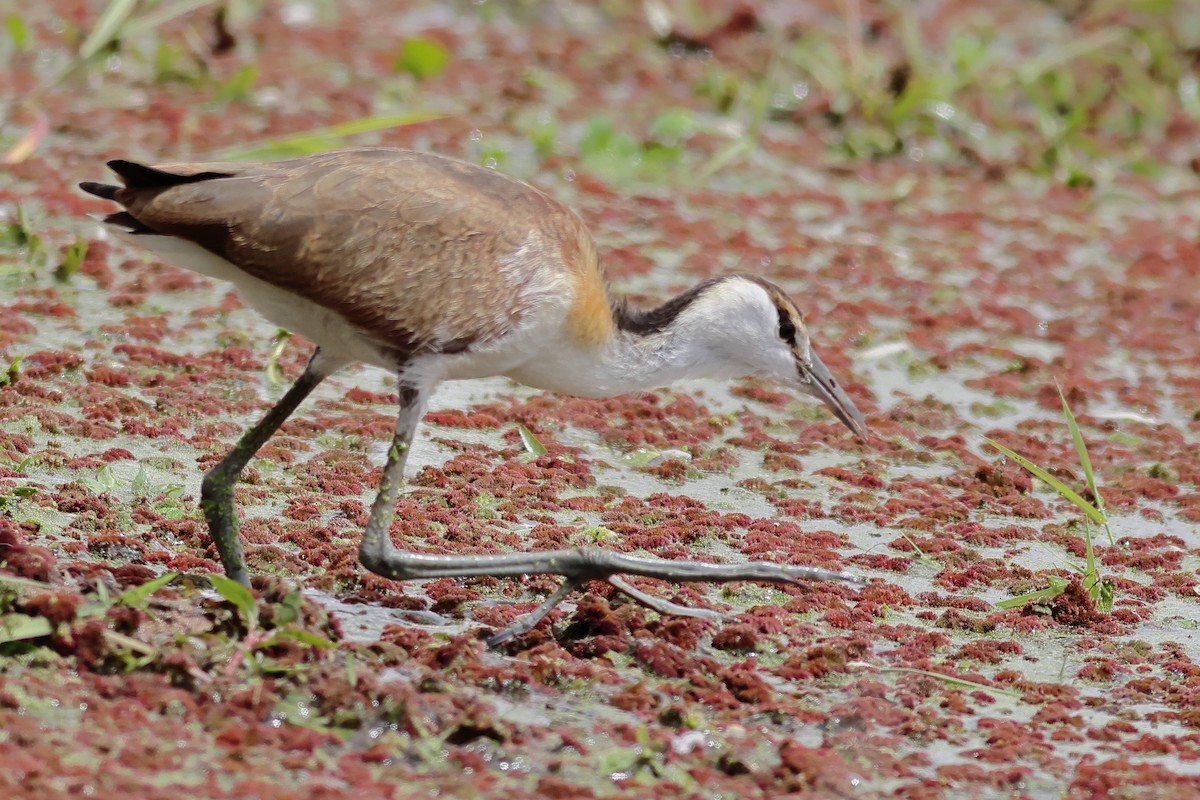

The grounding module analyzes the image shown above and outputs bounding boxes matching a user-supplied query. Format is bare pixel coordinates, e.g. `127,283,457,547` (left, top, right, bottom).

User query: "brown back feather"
106,149,595,354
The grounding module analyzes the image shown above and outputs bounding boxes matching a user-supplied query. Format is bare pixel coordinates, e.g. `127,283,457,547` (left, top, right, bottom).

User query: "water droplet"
563,169,576,182
934,102,956,120
469,129,483,142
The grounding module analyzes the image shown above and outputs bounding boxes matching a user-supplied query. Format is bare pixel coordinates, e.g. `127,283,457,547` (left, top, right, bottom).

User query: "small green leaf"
579,117,615,157
211,64,258,104
0,355,21,387
6,14,29,50
0,613,54,644
130,463,149,498
517,424,546,456
271,590,303,627
115,572,177,608
649,108,700,144
54,238,88,282
209,574,257,628
3,205,43,263
394,38,450,79
92,464,119,492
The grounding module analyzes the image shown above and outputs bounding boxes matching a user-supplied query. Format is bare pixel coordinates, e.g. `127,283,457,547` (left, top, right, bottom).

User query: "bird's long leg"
200,350,338,586
359,387,864,646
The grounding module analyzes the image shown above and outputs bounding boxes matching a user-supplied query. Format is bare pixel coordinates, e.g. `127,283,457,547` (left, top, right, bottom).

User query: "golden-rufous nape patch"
561,229,615,348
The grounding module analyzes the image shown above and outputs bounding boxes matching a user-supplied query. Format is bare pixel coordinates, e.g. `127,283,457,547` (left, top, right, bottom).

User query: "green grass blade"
1057,382,1113,544
984,438,1105,525
79,0,138,61
214,112,446,160
115,572,178,608
1057,382,1100,509
694,138,753,183
1082,521,1097,582
209,573,257,629
121,0,219,40
266,628,337,649
0,613,54,644
995,575,1069,609
265,329,291,385
0,573,52,592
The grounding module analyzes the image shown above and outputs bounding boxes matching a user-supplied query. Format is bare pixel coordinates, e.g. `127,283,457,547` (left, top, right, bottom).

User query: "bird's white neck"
504,277,782,398
509,330,726,398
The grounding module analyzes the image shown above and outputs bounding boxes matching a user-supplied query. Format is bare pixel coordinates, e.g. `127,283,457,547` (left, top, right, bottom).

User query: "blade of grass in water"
984,438,1105,525
985,386,1115,613
1057,381,1114,544
995,575,1069,609
517,425,547,456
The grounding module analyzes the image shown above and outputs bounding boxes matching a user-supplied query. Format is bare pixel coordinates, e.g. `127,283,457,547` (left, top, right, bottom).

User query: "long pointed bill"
799,351,868,440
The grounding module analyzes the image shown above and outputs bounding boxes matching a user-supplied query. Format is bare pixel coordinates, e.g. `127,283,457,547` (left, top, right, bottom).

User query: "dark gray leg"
358,386,864,646
200,353,331,586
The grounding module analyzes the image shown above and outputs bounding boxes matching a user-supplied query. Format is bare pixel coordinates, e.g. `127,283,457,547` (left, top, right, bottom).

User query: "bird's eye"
777,311,797,345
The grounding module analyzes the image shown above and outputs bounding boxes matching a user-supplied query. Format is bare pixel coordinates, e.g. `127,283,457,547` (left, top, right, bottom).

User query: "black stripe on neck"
613,276,732,336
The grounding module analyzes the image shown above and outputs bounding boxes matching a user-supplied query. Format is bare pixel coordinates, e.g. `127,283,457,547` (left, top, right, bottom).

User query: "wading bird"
81,148,868,644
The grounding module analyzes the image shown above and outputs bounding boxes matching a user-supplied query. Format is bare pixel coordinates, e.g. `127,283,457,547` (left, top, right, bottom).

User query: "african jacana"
80,148,868,644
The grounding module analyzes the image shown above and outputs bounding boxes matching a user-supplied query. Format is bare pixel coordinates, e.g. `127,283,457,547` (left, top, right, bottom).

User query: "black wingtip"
105,159,231,189
100,211,156,234
79,181,119,200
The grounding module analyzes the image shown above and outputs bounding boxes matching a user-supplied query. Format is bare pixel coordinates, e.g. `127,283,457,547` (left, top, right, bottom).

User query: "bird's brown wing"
109,149,588,354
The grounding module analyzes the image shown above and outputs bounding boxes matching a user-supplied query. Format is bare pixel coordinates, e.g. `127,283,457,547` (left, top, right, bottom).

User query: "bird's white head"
663,275,868,439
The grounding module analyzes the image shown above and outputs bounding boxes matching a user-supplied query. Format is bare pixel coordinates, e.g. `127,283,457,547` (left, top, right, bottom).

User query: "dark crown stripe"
612,276,732,336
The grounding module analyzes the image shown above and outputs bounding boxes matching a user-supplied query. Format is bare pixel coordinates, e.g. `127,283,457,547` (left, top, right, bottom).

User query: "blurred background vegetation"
3,0,1198,190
